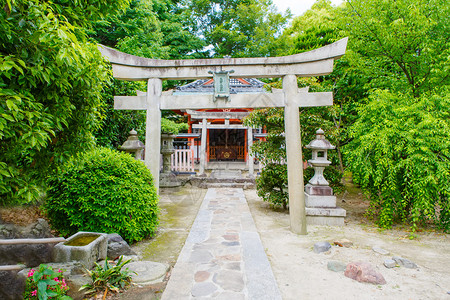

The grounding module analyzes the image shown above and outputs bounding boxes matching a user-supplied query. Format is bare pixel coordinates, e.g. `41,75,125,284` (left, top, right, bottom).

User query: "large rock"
0,219,55,266
107,233,136,259
67,275,92,300
28,218,53,238
0,219,53,239
344,261,386,285
0,243,54,266
0,270,25,300
0,224,18,239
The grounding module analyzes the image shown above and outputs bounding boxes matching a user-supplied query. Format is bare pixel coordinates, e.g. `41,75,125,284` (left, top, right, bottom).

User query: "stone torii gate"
99,37,348,235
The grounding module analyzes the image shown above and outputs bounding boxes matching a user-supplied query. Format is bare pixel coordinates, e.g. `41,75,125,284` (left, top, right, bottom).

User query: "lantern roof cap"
119,129,144,150
306,128,335,150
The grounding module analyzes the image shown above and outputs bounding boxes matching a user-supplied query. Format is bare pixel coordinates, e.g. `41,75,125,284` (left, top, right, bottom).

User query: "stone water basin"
53,231,107,269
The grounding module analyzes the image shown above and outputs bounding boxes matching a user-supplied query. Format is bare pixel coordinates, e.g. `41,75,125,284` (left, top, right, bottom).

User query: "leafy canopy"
342,0,450,231
0,0,128,204
181,0,291,57
343,0,450,97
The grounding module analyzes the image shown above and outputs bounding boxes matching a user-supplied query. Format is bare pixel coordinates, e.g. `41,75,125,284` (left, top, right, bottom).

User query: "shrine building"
173,78,266,167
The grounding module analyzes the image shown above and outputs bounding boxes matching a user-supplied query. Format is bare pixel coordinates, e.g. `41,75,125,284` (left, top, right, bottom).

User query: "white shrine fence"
171,148,195,173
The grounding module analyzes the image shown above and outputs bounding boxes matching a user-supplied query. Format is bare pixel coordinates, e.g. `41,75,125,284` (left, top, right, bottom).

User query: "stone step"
305,206,346,226
190,177,255,185
203,182,255,189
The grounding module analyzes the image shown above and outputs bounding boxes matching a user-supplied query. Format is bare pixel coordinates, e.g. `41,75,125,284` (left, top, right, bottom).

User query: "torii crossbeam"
99,37,348,235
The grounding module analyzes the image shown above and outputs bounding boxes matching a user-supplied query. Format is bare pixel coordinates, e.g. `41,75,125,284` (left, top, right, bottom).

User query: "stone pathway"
162,188,281,300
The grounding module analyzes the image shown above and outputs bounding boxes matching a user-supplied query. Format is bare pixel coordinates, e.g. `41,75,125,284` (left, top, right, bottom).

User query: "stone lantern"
160,133,181,187
119,129,144,160
305,128,335,194
160,133,176,174
304,129,346,226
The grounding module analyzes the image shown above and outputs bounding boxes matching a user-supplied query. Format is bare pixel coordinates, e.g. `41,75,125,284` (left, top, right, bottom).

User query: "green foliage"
45,148,159,243
0,0,126,205
89,0,205,60
276,0,369,173
245,106,343,209
182,0,291,57
345,90,450,231
89,0,169,59
81,256,134,295
24,265,71,300
161,118,188,134
94,80,147,149
340,0,450,231
89,0,196,148
49,0,130,29
256,163,288,209
278,0,341,54
342,0,450,97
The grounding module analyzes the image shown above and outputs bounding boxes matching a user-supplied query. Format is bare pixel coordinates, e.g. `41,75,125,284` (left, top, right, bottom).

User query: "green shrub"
256,162,343,210
45,148,159,243
256,163,289,209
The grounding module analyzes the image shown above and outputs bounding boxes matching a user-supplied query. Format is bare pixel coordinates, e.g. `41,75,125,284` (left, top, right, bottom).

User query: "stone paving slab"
162,188,281,300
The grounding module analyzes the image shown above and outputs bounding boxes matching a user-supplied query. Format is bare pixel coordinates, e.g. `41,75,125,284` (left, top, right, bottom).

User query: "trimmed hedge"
45,148,158,243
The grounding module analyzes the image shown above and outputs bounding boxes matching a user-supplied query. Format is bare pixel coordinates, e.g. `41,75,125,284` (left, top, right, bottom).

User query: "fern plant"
80,256,134,295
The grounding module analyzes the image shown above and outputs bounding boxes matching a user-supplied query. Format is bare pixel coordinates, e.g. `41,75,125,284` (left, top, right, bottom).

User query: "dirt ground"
0,205,44,226
2,183,449,299
245,186,450,300
118,183,450,300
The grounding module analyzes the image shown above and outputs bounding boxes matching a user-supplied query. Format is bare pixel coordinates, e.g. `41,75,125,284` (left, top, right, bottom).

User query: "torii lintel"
98,38,348,80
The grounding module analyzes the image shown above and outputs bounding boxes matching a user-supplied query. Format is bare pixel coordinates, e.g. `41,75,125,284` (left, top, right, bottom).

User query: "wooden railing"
171,149,195,173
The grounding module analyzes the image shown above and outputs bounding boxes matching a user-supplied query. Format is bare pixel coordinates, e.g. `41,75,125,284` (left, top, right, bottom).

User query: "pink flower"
62,279,67,286
54,277,60,282
58,269,63,273
27,269,35,277
31,290,37,296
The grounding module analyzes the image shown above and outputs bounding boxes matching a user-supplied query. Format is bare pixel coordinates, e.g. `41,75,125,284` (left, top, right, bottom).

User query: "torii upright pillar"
146,78,162,193
283,75,306,234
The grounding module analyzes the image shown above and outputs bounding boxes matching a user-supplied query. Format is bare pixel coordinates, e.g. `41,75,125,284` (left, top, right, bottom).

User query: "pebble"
313,241,332,253
384,259,397,269
392,256,418,269
327,260,347,272
372,246,390,255
334,239,353,248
